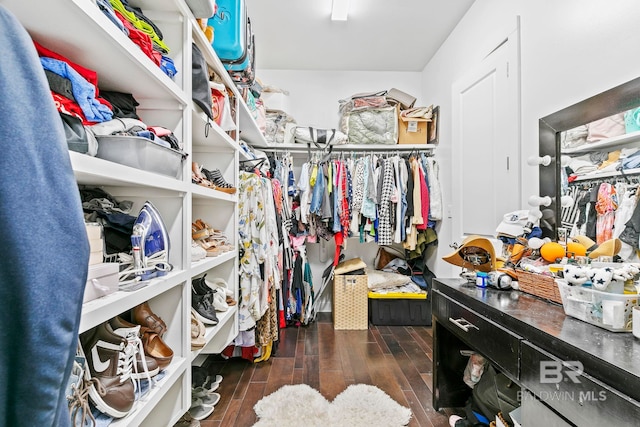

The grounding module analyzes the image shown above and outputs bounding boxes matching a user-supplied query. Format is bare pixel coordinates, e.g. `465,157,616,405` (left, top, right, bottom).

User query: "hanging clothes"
595,182,617,244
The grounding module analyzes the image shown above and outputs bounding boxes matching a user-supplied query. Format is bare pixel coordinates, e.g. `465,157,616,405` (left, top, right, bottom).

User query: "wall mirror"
538,76,640,261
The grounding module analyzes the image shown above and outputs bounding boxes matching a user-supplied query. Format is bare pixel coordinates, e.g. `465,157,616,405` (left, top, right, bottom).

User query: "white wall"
256,70,423,128
422,0,640,277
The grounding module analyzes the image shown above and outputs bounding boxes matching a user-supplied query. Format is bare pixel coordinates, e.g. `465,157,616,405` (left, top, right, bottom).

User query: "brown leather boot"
79,322,135,418
132,301,167,337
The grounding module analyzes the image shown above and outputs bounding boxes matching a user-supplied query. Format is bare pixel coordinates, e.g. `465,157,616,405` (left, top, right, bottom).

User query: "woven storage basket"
515,270,562,304
333,274,369,330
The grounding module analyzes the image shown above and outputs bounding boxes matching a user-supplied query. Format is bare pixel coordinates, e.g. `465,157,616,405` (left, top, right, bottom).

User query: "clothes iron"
130,201,172,281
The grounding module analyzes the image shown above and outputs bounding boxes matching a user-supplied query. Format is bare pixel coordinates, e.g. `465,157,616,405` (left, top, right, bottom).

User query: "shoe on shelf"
131,301,167,338
192,162,215,190
140,327,174,371
191,222,210,241
194,238,224,257
211,288,229,312
191,308,206,350
191,240,207,262
79,322,135,418
201,167,236,194
203,276,234,298
192,286,219,326
207,229,234,252
67,350,98,427
109,316,160,380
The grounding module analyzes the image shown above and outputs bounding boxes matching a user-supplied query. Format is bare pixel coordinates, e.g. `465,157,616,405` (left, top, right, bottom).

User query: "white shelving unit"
563,130,640,182
562,130,640,154
1,0,268,425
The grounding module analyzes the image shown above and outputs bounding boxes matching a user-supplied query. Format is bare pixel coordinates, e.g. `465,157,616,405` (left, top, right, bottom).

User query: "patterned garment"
238,171,268,331
595,182,617,244
378,157,395,245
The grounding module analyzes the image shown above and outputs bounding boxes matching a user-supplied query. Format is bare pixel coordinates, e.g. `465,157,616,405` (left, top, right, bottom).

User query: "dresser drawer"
521,341,640,426
433,290,521,379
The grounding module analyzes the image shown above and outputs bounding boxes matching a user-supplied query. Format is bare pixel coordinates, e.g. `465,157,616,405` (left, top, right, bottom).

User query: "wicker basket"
333,274,369,330
515,270,562,304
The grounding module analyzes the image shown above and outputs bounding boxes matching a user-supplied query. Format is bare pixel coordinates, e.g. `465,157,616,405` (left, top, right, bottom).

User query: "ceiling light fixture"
331,0,349,21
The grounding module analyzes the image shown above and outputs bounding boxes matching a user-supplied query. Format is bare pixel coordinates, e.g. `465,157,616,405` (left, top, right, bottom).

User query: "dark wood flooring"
197,313,452,427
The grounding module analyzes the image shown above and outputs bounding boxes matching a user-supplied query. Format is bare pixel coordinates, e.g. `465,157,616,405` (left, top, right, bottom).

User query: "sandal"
192,223,210,241
208,229,234,252
196,239,223,257
192,162,215,189
201,167,236,194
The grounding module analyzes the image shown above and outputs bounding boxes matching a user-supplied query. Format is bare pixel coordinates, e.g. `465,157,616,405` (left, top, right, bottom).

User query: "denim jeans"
0,6,89,426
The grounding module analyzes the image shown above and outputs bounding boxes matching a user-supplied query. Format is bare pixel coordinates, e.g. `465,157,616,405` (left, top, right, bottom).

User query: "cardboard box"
83,262,119,303
333,273,369,330
398,112,429,144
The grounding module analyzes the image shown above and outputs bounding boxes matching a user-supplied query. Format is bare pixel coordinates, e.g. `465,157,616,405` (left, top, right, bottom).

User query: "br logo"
540,361,583,384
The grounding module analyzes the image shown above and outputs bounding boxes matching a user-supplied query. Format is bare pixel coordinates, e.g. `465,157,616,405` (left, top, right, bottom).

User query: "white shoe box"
86,223,104,266
83,262,119,303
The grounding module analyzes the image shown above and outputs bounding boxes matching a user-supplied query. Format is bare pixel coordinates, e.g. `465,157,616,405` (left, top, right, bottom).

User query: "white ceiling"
245,0,476,72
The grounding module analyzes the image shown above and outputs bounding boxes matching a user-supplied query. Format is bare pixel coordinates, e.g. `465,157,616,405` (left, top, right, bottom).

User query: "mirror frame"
538,76,640,238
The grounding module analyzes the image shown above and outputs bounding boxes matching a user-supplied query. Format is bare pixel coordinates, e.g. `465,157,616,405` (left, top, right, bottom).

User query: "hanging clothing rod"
257,143,436,155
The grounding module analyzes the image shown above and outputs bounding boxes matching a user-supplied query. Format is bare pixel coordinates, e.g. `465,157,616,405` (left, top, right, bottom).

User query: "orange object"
566,241,586,257
540,242,566,262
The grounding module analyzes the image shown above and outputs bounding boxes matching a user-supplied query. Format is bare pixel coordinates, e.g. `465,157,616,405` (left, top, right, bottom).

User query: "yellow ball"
566,241,586,257
540,242,566,262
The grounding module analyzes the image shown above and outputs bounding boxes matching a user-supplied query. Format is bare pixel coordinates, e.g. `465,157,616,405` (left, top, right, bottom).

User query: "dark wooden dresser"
432,278,640,426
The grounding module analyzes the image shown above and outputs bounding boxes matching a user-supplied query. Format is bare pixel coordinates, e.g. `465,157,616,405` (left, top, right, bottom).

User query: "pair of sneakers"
188,366,223,421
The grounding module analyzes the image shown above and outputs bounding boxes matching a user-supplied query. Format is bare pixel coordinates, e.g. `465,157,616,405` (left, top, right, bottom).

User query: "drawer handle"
449,317,479,332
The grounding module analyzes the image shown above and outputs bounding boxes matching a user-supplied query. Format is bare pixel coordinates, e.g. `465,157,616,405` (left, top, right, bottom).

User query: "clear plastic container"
556,279,638,332
96,135,184,178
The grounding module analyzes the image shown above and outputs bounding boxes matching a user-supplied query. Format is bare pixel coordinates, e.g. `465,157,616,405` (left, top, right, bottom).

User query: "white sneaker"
204,277,233,297
191,240,207,262
211,288,229,312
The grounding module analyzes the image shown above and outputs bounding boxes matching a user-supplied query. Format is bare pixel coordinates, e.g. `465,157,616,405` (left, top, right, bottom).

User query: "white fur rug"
252,383,412,427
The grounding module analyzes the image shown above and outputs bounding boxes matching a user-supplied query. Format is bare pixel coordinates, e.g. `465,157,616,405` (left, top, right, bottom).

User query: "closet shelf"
5,0,187,106
191,18,269,148
70,152,188,193
190,306,238,362
109,356,188,427
190,250,238,277
562,130,640,154
191,109,238,151
79,269,189,334
191,185,238,202
570,167,640,183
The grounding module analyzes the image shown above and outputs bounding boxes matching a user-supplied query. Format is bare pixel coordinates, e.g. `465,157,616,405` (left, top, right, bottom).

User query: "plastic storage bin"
96,135,184,178
368,292,431,326
556,279,638,332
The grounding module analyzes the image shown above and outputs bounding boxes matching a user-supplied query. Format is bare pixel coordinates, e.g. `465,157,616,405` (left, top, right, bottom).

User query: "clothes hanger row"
569,171,640,187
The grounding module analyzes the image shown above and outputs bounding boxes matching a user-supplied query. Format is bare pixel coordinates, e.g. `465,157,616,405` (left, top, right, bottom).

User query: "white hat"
496,210,532,238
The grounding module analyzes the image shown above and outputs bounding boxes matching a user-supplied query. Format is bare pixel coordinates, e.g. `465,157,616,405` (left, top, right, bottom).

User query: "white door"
451,23,521,241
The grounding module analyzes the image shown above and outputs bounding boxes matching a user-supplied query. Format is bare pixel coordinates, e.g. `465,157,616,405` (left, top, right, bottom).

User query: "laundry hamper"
333,273,369,330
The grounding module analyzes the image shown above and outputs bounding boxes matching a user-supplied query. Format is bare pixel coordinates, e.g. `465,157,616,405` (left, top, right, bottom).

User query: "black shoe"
191,287,218,325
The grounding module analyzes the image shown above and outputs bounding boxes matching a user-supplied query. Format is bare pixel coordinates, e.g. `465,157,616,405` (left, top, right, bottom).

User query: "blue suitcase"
208,0,255,86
